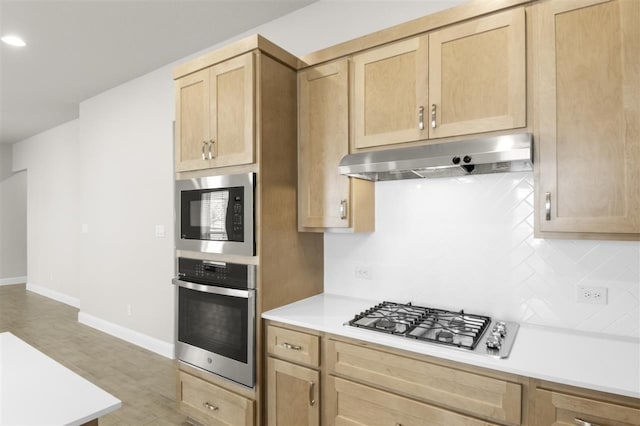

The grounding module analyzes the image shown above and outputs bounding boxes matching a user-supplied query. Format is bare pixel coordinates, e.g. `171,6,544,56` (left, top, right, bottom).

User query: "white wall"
0,168,27,284
12,120,80,303
325,173,640,339
76,66,176,353
0,145,12,180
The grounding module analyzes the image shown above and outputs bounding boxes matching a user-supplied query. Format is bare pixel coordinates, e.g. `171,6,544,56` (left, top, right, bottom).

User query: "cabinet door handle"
575,419,599,426
208,140,215,160
201,141,207,160
283,342,302,351
340,199,348,220
418,106,425,130
431,104,437,128
308,381,316,406
545,192,551,221
203,402,219,411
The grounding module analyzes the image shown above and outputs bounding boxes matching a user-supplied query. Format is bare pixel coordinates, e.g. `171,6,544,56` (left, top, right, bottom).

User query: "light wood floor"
0,284,188,426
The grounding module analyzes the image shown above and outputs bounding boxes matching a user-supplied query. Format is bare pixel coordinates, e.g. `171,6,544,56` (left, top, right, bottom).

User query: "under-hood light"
1,35,26,47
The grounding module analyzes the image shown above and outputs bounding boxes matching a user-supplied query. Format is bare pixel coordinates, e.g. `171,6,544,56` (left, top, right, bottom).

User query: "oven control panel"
176,257,255,290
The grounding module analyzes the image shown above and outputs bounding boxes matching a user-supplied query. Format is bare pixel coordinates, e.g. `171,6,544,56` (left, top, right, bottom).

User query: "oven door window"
180,186,244,242
178,287,249,363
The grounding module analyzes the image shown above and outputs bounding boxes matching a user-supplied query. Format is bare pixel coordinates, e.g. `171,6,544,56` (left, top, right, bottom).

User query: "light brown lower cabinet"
267,358,320,426
534,388,640,426
264,320,640,426
178,370,255,426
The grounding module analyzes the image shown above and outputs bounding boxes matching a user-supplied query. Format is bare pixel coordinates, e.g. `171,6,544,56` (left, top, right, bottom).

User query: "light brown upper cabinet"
351,9,526,150
352,36,428,149
532,0,640,236
175,52,255,172
429,8,526,138
298,59,374,232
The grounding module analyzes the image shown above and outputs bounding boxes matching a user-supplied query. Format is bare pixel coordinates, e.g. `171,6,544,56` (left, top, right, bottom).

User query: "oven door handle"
172,278,252,299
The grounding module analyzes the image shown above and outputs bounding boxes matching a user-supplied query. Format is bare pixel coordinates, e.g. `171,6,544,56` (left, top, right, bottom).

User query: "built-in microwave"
175,173,255,256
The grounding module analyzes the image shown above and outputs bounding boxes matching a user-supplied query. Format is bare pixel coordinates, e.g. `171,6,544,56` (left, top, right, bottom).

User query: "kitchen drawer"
326,375,500,426
267,324,320,367
327,339,521,424
534,388,640,426
178,371,254,426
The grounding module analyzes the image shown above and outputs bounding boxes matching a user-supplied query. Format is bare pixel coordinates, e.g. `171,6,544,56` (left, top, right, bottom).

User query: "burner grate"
349,301,491,351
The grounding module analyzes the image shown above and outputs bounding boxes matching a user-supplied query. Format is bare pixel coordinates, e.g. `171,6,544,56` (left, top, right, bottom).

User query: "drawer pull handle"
209,140,215,160
203,402,219,411
308,381,315,406
431,104,437,129
340,199,348,220
201,141,207,160
575,419,599,426
418,106,424,130
545,192,551,221
283,342,302,351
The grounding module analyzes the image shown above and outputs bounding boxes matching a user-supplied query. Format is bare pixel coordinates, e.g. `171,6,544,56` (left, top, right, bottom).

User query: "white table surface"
262,293,640,399
0,332,121,426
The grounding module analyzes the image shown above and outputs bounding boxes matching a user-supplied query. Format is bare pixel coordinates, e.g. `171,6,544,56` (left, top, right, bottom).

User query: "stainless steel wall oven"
173,257,256,387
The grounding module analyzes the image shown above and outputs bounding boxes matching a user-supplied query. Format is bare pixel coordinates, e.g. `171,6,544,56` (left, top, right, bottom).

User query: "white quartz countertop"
262,293,640,399
0,332,121,426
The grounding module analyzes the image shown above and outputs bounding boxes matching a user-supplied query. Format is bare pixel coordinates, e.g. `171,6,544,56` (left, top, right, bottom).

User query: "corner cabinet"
298,59,374,232
532,0,640,237
351,8,526,150
175,52,254,172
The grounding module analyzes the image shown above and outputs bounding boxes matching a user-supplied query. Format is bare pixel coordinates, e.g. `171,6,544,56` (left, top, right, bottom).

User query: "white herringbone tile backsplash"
324,172,640,338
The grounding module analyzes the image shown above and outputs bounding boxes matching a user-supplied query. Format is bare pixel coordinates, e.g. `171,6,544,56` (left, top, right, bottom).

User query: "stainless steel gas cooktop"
347,301,518,358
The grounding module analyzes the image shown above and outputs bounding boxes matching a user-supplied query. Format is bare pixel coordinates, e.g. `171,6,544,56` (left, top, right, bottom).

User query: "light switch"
155,225,165,238
81,224,89,234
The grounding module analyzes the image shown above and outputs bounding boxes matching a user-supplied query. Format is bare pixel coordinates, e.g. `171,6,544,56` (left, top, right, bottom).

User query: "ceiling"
0,0,317,145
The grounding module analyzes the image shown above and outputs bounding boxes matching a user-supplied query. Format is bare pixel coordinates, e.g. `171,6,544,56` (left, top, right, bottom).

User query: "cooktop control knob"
463,155,472,164
486,335,502,350
452,156,461,165
493,321,507,337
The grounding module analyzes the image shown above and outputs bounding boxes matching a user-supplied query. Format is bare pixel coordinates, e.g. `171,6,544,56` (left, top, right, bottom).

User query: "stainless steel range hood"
338,133,533,181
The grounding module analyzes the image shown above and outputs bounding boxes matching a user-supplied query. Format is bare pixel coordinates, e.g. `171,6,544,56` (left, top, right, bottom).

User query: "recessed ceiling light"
1,35,26,47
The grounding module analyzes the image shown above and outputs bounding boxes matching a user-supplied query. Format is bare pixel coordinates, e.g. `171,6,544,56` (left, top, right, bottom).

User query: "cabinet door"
210,52,255,168
533,0,640,235
298,60,351,229
353,36,428,149
429,8,526,139
534,389,640,426
175,69,211,172
267,358,319,426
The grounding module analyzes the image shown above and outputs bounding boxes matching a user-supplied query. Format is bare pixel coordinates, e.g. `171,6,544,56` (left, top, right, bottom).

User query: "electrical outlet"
577,286,608,305
354,265,372,280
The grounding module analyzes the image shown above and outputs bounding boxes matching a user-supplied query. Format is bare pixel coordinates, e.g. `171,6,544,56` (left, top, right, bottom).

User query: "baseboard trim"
0,276,27,286
78,311,174,359
26,282,80,308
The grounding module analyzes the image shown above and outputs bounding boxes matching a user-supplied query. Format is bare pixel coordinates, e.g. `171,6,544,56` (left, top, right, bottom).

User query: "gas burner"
347,301,519,358
436,330,454,343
